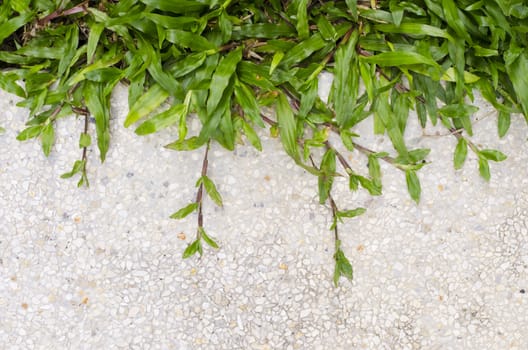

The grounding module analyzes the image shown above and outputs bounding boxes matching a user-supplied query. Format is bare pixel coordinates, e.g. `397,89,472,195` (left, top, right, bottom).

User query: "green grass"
1,0,527,285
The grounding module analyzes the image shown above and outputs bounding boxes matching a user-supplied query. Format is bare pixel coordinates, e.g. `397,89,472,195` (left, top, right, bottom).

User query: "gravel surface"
1,82,527,349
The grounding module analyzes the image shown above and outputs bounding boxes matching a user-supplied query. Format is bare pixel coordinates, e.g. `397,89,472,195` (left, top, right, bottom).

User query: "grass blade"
84,81,111,161
124,84,169,127
405,170,421,203
332,30,359,127
276,93,299,160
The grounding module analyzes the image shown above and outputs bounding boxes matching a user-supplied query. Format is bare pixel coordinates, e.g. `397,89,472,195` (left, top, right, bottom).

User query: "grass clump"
1,0,527,286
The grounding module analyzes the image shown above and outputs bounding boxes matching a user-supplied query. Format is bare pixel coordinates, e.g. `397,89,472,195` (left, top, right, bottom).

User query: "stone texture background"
1,84,527,349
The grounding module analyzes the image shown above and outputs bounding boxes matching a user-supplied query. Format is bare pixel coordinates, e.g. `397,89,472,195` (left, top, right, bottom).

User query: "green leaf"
387,125,408,157
9,0,30,13
318,149,336,204
334,247,353,286
337,251,353,280
84,68,123,83
67,53,123,86
124,84,169,127
332,30,359,127
199,227,219,249
83,81,111,162
453,138,467,170
77,170,89,188
170,202,199,219
168,52,207,78
359,61,375,102
297,78,318,118
58,25,79,77
337,208,366,218
166,29,216,51
165,136,204,151
439,104,479,118
349,175,359,191
389,0,404,26
373,85,390,134
504,47,528,119
87,23,104,63
294,0,310,39
199,84,233,144
16,125,43,141
237,61,275,91
413,74,438,124
218,11,232,43
340,130,355,151
202,176,223,207
405,170,421,203
281,33,326,67
139,0,208,14
407,148,430,163
40,123,54,157
442,0,472,43
269,51,285,75
232,23,296,39
241,120,262,151
478,156,490,181
137,36,184,98
79,133,92,148
0,12,33,43
207,47,243,114
472,45,498,57
144,13,199,28
234,82,264,127
447,37,466,100
345,0,358,21
440,68,481,84
316,16,337,41
498,111,510,138
61,160,85,179
0,72,25,98
374,23,453,40
357,175,382,195
276,93,299,160
135,103,186,136
368,155,382,188
182,239,202,259
479,149,507,162
360,51,440,68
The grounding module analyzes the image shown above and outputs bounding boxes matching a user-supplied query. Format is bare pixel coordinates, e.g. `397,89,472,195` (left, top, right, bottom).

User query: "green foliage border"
1,0,527,285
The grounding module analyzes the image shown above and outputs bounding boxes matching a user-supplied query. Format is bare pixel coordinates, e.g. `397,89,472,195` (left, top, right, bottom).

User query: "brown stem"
278,11,296,30
322,122,396,164
261,83,401,168
260,113,277,126
72,107,89,116
448,126,480,154
328,194,339,241
49,105,62,120
281,88,300,110
319,27,356,68
38,1,89,26
218,42,239,53
324,141,353,175
261,110,397,168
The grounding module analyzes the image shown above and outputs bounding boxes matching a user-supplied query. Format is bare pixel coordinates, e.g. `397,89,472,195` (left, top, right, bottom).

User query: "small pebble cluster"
0,85,527,349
